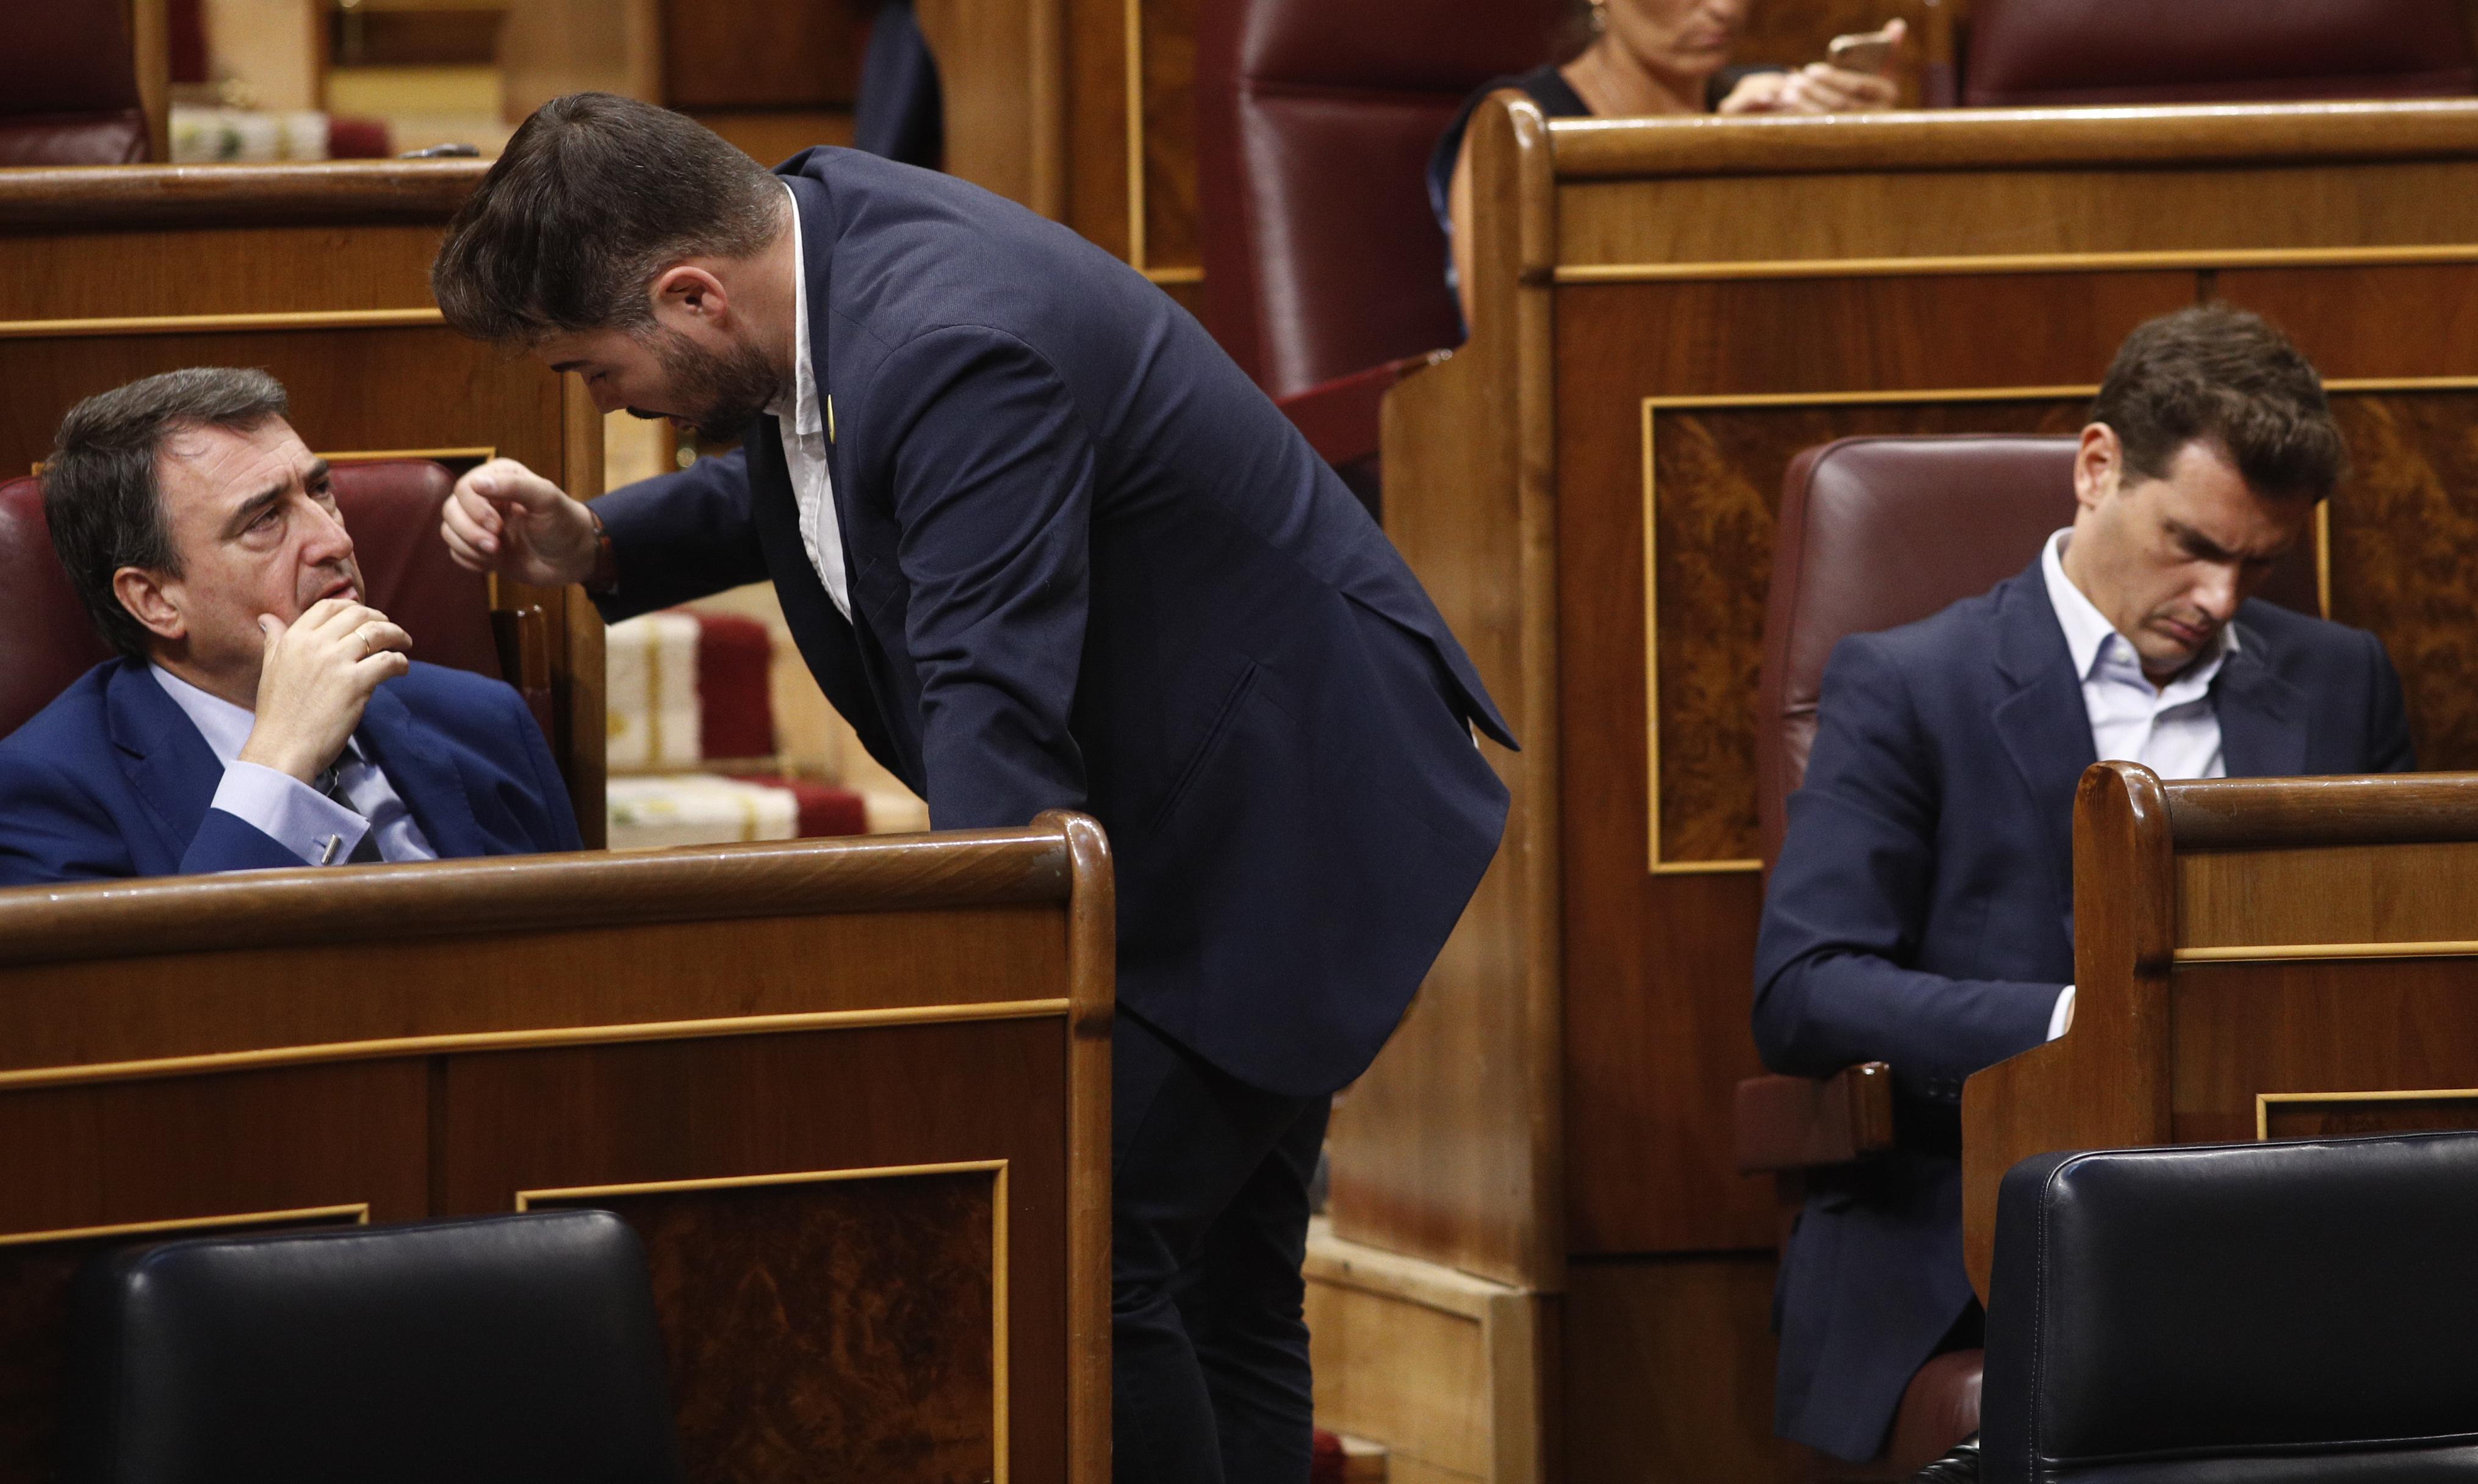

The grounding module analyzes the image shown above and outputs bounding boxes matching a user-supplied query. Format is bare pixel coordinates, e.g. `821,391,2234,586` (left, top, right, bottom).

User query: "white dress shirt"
2036,528,2238,1039
150,665,437,866
771,179,851,622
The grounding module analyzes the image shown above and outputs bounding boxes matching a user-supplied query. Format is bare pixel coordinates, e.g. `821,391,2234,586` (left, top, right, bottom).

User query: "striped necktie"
315,745,386,865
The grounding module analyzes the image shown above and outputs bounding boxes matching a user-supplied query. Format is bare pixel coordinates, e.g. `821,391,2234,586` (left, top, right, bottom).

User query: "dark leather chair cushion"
0,459,504,740
1194,0,1565,398
1964,0,2476,107
67,1210,682,1483
0,0,149,165
1756,436,2319,865
1981,1133,2478,1483
0,113,146,166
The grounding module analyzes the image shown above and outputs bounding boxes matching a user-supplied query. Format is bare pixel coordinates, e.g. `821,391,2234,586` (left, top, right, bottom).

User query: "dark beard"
644,328,783,443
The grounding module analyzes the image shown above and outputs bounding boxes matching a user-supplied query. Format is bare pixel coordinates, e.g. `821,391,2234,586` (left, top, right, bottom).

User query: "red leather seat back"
0,459,503,740
1755,436,2322,866
0,0,148,165
1194,0,1567,399
1964,0,2476,107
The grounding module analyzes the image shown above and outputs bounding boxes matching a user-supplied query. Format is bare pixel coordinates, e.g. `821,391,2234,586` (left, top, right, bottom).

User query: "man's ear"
2072,422,2121,514
112,566,186,644
649,264,730,326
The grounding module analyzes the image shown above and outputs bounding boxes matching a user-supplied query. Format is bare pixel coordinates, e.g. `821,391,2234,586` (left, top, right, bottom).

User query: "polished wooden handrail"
2164,772,2478,851
1549,99,2478,179
0,822,1084,967
0,160,486,231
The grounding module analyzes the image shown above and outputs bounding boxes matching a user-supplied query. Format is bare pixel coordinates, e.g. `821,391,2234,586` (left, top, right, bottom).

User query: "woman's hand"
1716,18,1906,115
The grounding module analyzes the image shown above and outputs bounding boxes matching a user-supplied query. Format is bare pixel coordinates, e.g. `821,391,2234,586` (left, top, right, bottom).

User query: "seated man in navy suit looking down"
0,367,581,885
1753,304,2415,1468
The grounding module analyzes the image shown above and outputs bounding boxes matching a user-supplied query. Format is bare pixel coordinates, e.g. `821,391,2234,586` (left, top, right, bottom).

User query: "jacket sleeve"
589,444,771,622
2364,627,2418,773
509,682,586,852
1751,635,2061,1101
871,325,1093,830
0,748,297,884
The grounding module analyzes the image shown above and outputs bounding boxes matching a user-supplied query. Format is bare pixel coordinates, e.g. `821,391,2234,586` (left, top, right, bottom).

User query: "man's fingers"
358,620,414,656
442,526,491,572
461,458,566,513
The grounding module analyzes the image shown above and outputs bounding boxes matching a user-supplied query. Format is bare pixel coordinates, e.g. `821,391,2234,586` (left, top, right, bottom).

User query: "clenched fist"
441,457,600,587
236,598,413,782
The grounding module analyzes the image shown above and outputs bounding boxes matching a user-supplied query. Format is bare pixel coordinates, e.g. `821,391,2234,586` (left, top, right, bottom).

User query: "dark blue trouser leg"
1112,1012,1330,1484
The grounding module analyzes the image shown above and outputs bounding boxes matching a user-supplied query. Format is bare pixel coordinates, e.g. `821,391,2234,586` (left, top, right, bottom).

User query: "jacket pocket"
1147,659,1261,836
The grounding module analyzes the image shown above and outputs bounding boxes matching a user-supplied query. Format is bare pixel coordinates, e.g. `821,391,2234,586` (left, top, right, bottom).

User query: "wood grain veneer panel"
1562,1255,1799,1483
1554,160,2478,268
0,325,561,478
0,225,443,320
0,903,1063,1076
2216,265,2478,380
2170,957,2478,1144
1138,0,1197,274
544,1173,998,1484
661,0,866,110
442,1018,1072,1483
2177,841,2478,949
2262,1093,2478,1141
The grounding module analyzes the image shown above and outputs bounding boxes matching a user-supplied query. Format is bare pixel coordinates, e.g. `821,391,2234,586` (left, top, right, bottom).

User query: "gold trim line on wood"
2178,940,2478,964
1554,244,2478,286
1142,265,1203,285
1639,375,2478,412
1122,0,1147,272
0,308,445,340
0,997,1073,1093
1651,858,1763,876
521,1159,1014,1484
2255,1087,2478,1140
0,1202,369,1248
323,445,496,464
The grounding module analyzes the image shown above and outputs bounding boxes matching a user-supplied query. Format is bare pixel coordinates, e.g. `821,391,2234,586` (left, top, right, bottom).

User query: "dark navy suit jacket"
0,658,581,886
1752,558,2414,1461
591,148,1514,1097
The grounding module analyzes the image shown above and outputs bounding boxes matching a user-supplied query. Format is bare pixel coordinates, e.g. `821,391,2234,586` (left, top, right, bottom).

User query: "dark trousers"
1112,1011,1333,1484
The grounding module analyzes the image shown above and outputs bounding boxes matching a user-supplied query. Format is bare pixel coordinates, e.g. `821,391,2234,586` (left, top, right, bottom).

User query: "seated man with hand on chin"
1753,304,2415,1469
0,367,580,885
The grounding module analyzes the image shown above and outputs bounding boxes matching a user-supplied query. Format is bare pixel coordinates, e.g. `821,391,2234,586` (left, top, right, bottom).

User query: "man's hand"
441,457,599,586
236,599,413,783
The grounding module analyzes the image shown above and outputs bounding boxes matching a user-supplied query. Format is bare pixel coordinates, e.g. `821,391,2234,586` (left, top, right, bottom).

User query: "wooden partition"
0,815,1112,1483
1964,765,2478,1297
1365,98,2478,1479
0,160,607,838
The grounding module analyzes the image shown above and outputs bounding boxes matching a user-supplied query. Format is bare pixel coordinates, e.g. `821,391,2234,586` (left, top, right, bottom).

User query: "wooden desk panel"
0,820,1112,1484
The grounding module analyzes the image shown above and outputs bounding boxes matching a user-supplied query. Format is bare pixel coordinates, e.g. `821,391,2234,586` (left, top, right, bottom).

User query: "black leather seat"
1981,1132,2478,1483
67,1210,683,1483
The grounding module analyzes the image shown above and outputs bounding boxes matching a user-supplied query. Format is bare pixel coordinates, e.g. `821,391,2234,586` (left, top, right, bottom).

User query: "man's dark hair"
43,367,290,661
432,92,787,344
2090,303,2346,501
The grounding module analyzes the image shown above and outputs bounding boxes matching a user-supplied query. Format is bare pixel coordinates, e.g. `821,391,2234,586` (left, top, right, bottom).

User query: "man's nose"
2194,563,2243,621
302,498,355,564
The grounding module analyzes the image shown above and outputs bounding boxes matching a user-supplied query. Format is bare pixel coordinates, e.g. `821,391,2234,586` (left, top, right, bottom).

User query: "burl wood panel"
2263,1094,2478,1140
0,326,563,478
543,1173,998,1484
439,1019,1070,1482
0,1062,427,1484
1139,0,1198,275
1563,1254,1801,1484
2171,958,2478,1144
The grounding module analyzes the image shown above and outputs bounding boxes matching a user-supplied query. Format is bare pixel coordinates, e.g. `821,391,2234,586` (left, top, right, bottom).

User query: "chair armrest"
1272,353,1441,469
1734,1063,1895,1173
491,603,556,745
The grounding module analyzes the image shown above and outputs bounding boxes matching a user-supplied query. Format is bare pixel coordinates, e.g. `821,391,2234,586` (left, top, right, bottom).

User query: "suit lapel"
107,660,223,858
1988,566,2097,923
2214,616,2308,777
356,683,486,859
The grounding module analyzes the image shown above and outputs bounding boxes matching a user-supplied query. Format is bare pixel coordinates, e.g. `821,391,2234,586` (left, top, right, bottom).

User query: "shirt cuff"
211,760,371,866
2047,984,2076,1042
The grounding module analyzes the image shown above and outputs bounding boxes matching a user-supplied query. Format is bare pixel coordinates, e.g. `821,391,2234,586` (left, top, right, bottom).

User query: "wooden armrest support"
490,603,557,746
1734,1063,1895,1173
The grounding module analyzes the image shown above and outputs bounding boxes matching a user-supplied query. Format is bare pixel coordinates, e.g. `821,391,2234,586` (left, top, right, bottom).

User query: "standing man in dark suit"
427,94,1512,1482
1752,305,2415,1466
0,368,581,887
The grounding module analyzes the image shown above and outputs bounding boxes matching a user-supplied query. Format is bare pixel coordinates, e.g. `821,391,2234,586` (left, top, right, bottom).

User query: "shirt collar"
149,663,254,768
2040,528,2238,689
766,181,824,437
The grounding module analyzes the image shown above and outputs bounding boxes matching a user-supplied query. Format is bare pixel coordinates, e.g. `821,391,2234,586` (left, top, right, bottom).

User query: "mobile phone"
1827,25,1899,76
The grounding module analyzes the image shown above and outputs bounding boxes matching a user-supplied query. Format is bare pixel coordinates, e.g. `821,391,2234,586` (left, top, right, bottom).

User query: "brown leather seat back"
1194,0,1566,398
1964,0,2476,106
1755,435,2321,866
0,459,503,740
0,0,149,165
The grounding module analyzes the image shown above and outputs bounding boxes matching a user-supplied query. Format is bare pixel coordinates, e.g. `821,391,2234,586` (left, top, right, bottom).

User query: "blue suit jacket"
591,148,1515,1096
0,658,582,886
1752,559,2414,1460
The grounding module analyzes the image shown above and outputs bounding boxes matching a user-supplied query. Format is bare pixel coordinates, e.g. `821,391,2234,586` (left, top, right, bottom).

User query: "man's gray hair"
43,367,290,660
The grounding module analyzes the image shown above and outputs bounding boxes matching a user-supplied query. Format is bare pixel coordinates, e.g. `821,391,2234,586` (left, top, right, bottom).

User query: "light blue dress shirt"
149,665,438,866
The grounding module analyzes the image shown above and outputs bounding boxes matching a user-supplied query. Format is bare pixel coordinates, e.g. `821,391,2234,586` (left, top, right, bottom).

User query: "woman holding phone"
1431,0,1905,320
